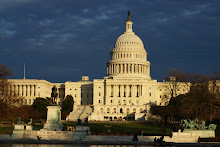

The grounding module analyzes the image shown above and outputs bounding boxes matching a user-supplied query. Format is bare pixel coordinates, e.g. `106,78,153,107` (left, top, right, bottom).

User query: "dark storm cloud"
1,0,220,82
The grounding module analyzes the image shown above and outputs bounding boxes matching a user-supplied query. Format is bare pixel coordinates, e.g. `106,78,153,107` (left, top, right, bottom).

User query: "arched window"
29,99,31,104
140,108,143,113
25,99,27,105
107,108,110,113
113,108,116,113
133,108,136,113
120,108,123,113
100,108,103,113
126,108,129,114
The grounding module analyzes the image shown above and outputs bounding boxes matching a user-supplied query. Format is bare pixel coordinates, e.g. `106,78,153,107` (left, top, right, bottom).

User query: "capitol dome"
106,11,151,80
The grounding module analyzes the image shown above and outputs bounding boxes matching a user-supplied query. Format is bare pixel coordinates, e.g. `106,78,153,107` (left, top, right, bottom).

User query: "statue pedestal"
40,106,63,131
26,125,33,130
183,129,215,138
14,124,25,130
164,129,216,143
12,124,25,139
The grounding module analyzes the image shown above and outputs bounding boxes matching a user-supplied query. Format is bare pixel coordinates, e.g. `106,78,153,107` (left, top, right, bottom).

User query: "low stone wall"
164,129,215,143
12,130,87,140
183,130,215,138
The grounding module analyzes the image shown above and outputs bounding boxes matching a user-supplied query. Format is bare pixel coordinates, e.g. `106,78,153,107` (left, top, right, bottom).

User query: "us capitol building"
4,12,189,121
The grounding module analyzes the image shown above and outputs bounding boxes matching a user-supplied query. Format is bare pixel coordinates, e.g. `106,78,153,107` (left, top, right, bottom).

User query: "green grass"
63,121,171,136
0,121,170,136
0,121,219,137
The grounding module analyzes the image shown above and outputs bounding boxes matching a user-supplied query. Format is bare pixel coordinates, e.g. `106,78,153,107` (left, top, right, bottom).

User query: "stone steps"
66,105,93,121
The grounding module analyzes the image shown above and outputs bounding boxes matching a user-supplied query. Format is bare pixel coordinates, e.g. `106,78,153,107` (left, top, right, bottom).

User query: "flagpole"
23,63,26,79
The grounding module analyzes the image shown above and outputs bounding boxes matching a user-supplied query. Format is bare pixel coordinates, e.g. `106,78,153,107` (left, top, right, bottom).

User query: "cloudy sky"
1,0,219,83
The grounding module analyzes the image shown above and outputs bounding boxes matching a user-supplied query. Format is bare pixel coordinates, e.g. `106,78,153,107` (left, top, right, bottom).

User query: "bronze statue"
15,117,22,124
51,85,58,103
127,10,131,21
180,118,217,131
27,118,33,125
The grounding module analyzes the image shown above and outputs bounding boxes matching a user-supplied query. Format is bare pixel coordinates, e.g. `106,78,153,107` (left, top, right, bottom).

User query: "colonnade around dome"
107,63,150,76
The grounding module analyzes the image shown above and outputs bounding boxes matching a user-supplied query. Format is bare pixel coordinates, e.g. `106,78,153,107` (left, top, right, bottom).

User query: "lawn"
62,121,171,136
0,121,170,136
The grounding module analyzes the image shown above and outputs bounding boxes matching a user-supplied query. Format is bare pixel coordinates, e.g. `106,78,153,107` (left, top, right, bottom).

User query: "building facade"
1,13,189,121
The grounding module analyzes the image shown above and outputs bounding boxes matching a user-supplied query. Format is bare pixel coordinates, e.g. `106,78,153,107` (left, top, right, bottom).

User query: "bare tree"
0,64,23,105
161,69,191,105
0,64,12,101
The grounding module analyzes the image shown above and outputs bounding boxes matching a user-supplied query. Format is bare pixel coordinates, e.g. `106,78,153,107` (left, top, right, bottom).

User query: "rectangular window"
118,85,120,97
124,85,126,97
111,85,113,97
137,85,139,97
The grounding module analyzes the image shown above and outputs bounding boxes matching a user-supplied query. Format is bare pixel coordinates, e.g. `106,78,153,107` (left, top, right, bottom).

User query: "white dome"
114,33,144,48
106,12,151,80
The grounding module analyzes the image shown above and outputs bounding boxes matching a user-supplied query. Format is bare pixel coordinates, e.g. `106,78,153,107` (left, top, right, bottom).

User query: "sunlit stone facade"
1,13,189,121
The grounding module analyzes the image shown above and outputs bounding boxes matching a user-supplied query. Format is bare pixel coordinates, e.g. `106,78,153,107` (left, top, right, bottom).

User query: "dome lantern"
125,11,134,34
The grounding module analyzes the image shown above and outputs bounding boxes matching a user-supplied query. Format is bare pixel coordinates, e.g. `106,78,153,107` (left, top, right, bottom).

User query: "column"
13,85,16,96
107,65,109,75
26,85,29,96
139,64,140,73
126,85,129,97
112,64,115,74
134,85,137,97
111,64,113,74
30,85,33,96
113,85,116,97
121,85,124,97
132,85,135,97
109,65,111,74
131,64,134,73
23,85,26,96
128,64,130,73
135,64,137,73
34,85,36,96
120,64,123,73
19,85,22,96
17,85,19,96
142,65,144,74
